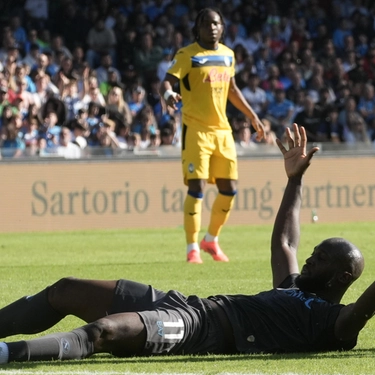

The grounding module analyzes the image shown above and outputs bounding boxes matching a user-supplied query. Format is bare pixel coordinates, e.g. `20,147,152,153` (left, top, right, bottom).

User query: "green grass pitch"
0,221,375,374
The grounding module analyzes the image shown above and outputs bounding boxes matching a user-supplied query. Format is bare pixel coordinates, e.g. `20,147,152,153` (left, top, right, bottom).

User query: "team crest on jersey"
188,163,194,173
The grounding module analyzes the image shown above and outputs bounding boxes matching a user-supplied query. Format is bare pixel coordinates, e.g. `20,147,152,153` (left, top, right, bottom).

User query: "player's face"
198,11,223,46
295,244,338,293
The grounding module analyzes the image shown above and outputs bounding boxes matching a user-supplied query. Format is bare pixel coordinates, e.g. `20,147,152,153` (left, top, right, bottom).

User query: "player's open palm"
276,123,319,178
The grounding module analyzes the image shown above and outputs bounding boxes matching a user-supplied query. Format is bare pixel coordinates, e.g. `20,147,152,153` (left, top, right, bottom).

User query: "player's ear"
338,271,353,285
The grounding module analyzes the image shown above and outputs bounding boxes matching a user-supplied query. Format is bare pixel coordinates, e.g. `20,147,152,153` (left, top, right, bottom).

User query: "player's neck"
197,40,219,50
315,289,344,304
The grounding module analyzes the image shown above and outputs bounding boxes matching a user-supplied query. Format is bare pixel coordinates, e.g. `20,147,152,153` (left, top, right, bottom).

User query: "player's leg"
182,127,213,263
0,277,118,338
200,131,238,261
0,312,146,363
184,178,205,263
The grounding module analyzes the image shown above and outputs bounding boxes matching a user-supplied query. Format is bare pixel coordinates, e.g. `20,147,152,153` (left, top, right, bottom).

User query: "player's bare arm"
227,77,265,140
161,73,181,110
335,281,375,341
271,125,319,288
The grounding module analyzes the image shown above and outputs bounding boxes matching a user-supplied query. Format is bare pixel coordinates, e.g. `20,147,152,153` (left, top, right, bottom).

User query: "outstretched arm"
335,282,375,342
271,124,319,288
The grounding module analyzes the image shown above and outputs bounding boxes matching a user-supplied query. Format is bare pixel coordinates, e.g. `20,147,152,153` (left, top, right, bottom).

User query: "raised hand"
276,123,319,178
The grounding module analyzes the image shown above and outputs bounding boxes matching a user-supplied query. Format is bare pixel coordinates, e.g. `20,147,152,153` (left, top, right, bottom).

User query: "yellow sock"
184,194,202,244
208,193,235,237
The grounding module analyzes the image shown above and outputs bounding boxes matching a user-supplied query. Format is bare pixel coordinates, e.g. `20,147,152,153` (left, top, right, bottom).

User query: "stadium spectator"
50,34,72,61
0,103,16,129
29,53,49,80
294,96,324,142
95,118,120,151
11,78,35,118
285,70,306,103
338,96,363,132
254,45,275,81
95,53,121,87
128,85,146,120
332,18,353,53
82,85,106,108
131,104,158,137
246,28,263,55
265,88,294,138
9,16,27,50
38,110,61,149
54,126,81,158
60,78,84,122
23,0,49,30
224,24,247,51
232,44,249,74
320,105,345,143
22,42,40,69
233,115,258,150
156,48,173,83
99,68,123,97
105,86,132,127
159,127,175,146
33,72,58,109
22,116,39,154
343,112,371,144
1,118,26,158
357,83,375,124
133,32,163,82
85,18,117,69
115,122,130,149
241,73,268,118
145,0,167,22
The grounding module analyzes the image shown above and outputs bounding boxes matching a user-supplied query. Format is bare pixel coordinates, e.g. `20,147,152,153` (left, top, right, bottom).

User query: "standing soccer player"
161,7,265,263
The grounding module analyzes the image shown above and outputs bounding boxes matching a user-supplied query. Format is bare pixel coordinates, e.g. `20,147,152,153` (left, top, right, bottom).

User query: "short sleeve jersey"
210,274,357,353
167,42,235,132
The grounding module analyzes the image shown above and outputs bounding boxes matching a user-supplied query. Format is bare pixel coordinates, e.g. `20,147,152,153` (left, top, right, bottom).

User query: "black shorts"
110,279,229,355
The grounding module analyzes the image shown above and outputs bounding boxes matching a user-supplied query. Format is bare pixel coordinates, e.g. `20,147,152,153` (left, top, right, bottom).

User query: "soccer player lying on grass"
0,124,371,364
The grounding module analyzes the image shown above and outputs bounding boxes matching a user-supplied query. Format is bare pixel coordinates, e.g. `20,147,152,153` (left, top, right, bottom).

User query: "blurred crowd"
1,0,375,158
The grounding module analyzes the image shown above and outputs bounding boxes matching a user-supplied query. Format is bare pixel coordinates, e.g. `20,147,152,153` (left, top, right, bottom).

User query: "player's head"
192,7,225,44
296,237,364,297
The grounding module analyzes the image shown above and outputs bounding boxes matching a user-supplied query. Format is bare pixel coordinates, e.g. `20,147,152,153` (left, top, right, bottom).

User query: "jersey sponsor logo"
204,68,231,83
61,338,70,355
198,58,209,64
280,288,325,309
191,55,233,68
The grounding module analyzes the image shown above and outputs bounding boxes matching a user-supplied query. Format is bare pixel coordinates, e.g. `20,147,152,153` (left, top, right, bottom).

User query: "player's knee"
88,317,124,354
88,315,146,356
47,276,79,310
